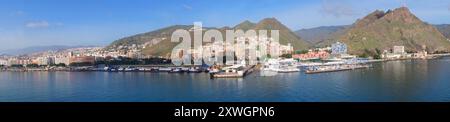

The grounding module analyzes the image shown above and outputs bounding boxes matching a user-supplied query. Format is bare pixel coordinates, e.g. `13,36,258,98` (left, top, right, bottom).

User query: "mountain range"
297,24,450,46
109,7,450,57
434,24,450,39
295,24,450,47
295,25,350,46
296,7,450,54
0,45,93,56
338,7,450,54
108,18,310,57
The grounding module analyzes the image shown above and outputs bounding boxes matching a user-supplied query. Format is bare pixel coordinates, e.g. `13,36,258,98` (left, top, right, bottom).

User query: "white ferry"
262,58,300,73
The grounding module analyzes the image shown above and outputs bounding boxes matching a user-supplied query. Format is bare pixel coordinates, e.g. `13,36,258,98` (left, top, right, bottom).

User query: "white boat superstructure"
297,61,346,67
262,58,300,73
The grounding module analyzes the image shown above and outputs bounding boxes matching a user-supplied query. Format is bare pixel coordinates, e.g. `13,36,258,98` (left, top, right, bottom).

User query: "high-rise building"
35,57,55,65
68,52,74,57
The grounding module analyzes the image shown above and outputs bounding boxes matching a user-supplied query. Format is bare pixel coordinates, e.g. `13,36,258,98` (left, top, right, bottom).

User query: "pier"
305,64,371,74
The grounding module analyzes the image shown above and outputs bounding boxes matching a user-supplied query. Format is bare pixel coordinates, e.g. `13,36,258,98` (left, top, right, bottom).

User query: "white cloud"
182,4,192,10
25,21,50,28
11,11,25,16
55,22,64,26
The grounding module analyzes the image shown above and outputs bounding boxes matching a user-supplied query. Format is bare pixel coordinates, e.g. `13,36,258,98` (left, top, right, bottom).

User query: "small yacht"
158,67,173,72
117,67,125,72
124,66,138,72
110,68,117,72
208,68,220,73
104,67,110,71
169,68,182,73
188,67,201,73
180,67,190,72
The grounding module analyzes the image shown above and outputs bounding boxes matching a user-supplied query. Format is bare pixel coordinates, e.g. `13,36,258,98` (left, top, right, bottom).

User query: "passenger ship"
261,58,300,73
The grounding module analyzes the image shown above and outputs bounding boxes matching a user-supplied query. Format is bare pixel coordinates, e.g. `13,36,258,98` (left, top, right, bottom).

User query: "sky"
0,0,449,50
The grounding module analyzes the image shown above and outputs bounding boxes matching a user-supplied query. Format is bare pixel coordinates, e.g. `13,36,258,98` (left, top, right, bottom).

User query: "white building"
8,58,31,66
35,57,54,65
393,46,405,54
0,59,8,66
54,57,70,65
382,46,408,59
279,43,293,55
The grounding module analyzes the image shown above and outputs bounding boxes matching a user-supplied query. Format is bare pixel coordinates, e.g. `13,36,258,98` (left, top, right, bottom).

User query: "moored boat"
169,68,182,73
262,58,300,73
188,67,202,73
158,67,173,72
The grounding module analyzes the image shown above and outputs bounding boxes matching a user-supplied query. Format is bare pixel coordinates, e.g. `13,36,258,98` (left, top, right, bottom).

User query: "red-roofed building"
293,51,330,61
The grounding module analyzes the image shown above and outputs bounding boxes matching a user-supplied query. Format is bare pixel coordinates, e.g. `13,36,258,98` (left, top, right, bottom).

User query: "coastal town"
0,5,448,79
1,40,448,78
3,0,450,106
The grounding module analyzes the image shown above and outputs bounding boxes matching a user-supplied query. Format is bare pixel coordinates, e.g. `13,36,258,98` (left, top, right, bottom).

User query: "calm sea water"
1,57,450,102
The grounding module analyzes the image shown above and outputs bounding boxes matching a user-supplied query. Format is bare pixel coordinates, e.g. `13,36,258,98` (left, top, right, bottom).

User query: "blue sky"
0,0,449,50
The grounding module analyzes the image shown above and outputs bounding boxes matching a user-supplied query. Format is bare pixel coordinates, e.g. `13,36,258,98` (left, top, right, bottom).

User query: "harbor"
2,41,450,77
1,54,449,76
2,40,450,77
2,56,450,102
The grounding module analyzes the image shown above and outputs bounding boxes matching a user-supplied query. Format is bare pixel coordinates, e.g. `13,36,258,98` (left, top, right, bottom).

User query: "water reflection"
0,57,450,102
